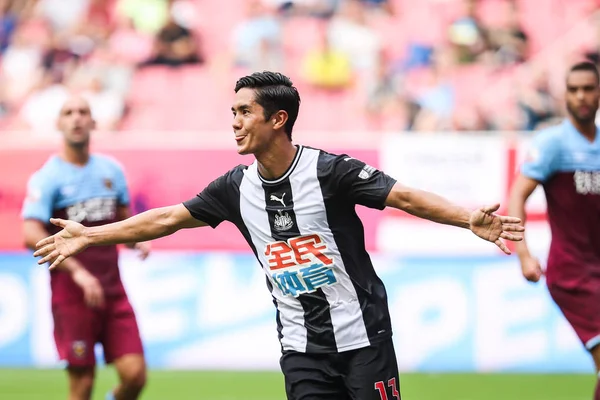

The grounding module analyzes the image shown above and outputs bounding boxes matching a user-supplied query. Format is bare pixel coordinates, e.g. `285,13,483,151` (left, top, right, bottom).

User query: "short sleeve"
182,171,234,228
21,171,56,222
112,162,130,205
521,132,561,182
326,154,397,209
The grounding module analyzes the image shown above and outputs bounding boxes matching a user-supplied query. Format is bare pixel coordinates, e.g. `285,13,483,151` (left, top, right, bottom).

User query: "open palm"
469,204,524,254
34,218,90,270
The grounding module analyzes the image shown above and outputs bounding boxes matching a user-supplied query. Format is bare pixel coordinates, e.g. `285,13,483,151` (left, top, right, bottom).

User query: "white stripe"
289,148,370,351
258,145,303,185
239,164,308,352
586,333,600,350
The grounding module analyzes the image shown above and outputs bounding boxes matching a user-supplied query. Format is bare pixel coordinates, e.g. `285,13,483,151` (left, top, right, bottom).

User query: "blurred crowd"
1,0,600,134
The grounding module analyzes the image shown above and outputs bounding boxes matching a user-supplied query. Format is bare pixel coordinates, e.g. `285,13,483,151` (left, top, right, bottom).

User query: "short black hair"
234,71,301,140
568,61,600,85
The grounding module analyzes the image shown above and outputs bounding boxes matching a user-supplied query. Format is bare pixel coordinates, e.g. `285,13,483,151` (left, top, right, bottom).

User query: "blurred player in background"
33,72,524,400
509,61,600,399
21,97,151,400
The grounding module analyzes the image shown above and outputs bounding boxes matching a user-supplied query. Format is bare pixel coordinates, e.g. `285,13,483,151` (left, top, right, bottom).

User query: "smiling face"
566,70,600,124
56,96,96,148
231,87,279,155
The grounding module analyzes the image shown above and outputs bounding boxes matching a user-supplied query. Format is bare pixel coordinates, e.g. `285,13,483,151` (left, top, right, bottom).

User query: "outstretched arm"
384,183,471,228
384,182,524,254
34,204,206,269
86,204,206,245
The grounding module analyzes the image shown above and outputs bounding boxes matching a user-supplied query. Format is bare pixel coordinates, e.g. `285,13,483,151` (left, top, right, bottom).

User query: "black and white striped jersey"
183,145,397,353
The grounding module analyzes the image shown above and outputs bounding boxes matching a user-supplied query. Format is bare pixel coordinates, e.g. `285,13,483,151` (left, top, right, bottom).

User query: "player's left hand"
469,203,525,255
133,242,151,260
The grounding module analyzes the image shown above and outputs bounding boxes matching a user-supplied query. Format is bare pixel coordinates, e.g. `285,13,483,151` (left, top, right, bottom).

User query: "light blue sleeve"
21,171,56,222
113,162,130,206
521,131,561,182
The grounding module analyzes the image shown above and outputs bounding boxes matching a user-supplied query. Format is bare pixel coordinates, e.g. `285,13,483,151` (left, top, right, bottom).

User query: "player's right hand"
520,255,543,283
72,268,105,308
34,218,90,270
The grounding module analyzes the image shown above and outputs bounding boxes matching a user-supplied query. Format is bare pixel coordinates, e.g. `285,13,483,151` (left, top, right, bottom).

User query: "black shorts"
280,339,401,400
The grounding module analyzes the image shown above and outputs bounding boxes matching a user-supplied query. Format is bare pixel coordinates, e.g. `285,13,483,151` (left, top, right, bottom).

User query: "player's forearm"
386,186,471,229
507,196,531,260
84,207,181,246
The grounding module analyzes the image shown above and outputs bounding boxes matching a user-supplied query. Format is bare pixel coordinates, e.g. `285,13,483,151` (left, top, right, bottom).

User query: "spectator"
488,0,528,65
108,16,153,65
41,33,82,84
139,14,202,68
1,24,44,104
81,74,126,131
16,73,69,133
328,0,382,76
301,22,353,90
517,68,560,130
0,0,18,53
447,0,492,64
36,0,91,33
115,0,170,36
411,48,456,131
232,0,283,71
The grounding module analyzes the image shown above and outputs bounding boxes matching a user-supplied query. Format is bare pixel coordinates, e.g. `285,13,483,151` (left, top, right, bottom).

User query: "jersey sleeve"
21,171,56,222
112,162,130,206
521,131,561,182
327,154,397,209
182,170,235,228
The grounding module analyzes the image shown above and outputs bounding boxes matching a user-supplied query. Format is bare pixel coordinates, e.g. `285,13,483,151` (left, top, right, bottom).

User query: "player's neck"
256,140,298,181
570,116,597,142
61,145,90,166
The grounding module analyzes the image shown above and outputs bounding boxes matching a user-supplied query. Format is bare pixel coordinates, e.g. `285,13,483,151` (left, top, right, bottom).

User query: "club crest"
274,210,293,231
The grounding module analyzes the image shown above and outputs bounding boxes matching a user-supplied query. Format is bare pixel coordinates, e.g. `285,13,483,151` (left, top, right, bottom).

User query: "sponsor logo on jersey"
265,234,338,297
66,198,117,223
574,170,600,194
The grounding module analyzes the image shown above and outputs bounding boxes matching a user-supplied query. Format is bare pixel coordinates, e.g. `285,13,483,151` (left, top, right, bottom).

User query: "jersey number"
374,378,400,400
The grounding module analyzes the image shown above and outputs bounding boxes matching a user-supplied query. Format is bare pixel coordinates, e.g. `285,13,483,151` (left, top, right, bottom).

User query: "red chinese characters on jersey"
265,234,334,270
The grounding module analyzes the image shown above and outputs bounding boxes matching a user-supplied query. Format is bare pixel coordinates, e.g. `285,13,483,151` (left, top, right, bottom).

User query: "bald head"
57,95,95,147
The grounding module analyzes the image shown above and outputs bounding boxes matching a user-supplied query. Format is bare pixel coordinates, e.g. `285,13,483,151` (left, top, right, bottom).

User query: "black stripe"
262,178,337,353
316,151,393,343
230,170,285,346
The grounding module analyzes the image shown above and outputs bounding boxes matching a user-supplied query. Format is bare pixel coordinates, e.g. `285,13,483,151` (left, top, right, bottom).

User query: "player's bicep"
510,174,540,201
383,182,413,210
168,203,209,229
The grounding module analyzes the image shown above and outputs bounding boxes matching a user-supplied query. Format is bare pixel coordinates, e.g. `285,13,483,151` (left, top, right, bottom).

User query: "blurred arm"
23,219,87,273
507,174,539,260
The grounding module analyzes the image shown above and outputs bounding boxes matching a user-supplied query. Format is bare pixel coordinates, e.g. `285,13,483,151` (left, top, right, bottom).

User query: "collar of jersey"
257,145,303,185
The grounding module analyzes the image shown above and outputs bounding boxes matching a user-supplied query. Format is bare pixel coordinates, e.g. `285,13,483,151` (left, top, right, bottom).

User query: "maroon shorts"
52,293,144,368
548,282,600,350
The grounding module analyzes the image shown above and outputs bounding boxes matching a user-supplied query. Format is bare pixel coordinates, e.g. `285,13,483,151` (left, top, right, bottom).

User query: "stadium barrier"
0,251,591,372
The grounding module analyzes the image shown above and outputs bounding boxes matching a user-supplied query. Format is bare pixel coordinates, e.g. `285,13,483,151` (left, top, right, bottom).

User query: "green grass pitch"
0,369,595,399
